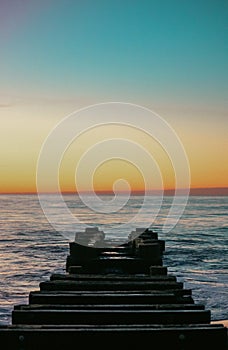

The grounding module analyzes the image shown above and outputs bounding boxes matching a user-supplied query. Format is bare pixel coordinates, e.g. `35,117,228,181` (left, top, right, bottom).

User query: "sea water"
0,194,227,324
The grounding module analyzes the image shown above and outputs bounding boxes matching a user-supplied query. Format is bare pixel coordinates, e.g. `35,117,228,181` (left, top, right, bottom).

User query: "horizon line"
0,187,228,196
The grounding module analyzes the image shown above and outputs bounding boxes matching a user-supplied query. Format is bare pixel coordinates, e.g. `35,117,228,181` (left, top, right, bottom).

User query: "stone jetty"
0,227,227,349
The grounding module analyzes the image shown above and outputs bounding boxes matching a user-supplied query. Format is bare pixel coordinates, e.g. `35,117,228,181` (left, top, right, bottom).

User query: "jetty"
0,227,227,349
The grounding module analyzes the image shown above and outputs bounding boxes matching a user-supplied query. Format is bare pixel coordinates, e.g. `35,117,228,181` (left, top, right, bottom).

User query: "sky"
0,0,227,193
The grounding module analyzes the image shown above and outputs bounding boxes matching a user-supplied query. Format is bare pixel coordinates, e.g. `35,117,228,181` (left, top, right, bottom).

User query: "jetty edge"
0,227,227,349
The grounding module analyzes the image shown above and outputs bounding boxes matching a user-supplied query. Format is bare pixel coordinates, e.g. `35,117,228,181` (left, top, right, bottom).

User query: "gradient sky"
0,0,227,193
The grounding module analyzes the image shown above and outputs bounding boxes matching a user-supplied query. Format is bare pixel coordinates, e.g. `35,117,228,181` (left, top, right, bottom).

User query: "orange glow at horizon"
0,107,227,194
58,125,176,193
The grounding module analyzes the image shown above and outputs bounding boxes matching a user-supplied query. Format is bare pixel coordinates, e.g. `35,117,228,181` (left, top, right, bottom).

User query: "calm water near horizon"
0,194,227,324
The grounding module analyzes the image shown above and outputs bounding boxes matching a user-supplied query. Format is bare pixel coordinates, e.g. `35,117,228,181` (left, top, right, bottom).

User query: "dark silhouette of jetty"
0,227,227,349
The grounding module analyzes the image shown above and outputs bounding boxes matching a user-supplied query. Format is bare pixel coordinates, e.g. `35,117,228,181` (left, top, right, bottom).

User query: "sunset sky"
0,0,227,194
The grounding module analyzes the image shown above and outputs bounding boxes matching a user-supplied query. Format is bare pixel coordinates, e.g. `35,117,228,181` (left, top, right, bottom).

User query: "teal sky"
1,0,227,109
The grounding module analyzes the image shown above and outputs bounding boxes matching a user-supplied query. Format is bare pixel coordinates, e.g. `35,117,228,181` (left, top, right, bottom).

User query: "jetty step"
39,280,183,291
29,291,194,305
0,324,227,350
49,273,175,281
14,303,205,311
12,309,211,325
68,265,168,275
66,256,163,273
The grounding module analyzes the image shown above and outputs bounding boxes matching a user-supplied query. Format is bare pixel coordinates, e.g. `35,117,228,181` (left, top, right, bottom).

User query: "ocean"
0,194,227,324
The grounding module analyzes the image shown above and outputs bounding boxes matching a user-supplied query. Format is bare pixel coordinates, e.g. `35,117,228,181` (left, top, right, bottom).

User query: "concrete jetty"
0,227,227,349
